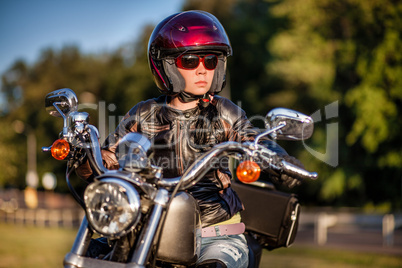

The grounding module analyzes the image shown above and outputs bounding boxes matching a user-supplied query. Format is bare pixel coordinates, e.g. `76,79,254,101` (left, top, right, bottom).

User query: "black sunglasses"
175,54,219,70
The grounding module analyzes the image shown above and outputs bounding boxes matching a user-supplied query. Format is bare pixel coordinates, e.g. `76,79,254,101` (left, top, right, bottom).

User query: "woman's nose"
196,62,207,75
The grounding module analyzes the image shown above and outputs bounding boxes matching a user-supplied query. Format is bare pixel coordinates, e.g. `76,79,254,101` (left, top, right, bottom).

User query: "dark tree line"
1,0,401,210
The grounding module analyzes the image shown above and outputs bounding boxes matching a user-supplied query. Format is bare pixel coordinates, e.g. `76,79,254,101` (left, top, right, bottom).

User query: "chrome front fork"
130,189,169,265
63,189,169,268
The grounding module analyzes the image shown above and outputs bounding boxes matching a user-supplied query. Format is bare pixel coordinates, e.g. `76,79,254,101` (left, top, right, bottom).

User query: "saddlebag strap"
202,223,245,238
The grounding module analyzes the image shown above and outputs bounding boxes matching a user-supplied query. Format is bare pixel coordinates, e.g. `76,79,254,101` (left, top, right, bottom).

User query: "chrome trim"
86,125,108,174
84,178,141,238
45,88,78,117
254,123,286,145
70,216,93,256
280,160,318,180
131,189,169,265
286,203,300,247
157,142,254,190
266,108,314,141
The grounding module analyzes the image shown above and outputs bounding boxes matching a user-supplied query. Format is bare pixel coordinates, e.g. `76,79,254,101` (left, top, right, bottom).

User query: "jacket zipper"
176,121,184,174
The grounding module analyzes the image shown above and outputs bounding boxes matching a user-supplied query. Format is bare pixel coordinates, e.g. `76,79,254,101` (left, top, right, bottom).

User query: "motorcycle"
42,88,317,268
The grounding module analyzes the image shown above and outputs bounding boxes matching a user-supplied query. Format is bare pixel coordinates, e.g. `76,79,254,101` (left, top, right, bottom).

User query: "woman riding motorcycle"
78,10,302,268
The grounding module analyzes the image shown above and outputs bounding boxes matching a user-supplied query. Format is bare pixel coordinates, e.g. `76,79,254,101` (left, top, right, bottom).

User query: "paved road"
294,226,402,256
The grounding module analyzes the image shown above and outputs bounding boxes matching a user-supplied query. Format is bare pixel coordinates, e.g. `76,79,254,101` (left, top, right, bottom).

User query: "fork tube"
70,216,93,255
131,189,169,265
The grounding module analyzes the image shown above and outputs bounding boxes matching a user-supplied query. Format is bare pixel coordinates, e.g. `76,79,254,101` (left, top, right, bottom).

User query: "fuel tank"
156,191,201,265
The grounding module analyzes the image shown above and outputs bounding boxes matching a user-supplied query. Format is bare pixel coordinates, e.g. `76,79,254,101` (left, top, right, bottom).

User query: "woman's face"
177,55,215,96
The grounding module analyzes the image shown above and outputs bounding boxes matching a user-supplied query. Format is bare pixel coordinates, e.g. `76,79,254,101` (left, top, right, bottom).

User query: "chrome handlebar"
156,142,255,190
82,126,316,190
85,125,109,175
278,160,318,180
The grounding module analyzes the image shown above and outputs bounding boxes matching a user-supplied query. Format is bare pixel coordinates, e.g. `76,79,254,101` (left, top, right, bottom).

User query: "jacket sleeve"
217,97,288,156
75,102,142,180
101,102,144,169
210,97,288,188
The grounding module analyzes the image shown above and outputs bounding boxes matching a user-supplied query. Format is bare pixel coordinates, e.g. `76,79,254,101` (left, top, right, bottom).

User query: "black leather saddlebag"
231,180,300,250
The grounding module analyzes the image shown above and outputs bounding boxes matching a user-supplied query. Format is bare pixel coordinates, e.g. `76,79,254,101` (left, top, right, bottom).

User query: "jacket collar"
160,95,201,122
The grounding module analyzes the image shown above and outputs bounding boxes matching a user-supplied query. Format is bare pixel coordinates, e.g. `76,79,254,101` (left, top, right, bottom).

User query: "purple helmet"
148,10,232,95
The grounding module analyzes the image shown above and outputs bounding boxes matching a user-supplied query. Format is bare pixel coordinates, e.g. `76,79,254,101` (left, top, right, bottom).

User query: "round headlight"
84,178,141,238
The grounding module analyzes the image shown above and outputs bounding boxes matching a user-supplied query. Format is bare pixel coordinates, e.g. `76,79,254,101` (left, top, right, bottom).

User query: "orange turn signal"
51,139,70,160
236,160,261,183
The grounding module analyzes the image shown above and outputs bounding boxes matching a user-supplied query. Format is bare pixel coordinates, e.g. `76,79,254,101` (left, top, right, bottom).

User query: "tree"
267,0,402,209
0,28,157,191
2,0,401,209
184,0,402,209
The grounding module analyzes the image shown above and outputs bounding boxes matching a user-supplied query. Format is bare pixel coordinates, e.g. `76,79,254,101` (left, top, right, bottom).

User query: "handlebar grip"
280,160,318,180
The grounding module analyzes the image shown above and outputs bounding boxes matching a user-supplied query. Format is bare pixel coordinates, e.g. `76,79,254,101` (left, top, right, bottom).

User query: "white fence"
300,212,402,247
0,208,85,228
2,208,401,248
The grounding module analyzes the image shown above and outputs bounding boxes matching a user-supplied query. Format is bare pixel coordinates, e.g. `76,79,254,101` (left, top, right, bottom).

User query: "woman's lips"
195,81,207,87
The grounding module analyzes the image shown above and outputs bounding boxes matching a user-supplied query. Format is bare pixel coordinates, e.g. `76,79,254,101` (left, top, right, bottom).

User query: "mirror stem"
53,102,70,137
254,123,286,146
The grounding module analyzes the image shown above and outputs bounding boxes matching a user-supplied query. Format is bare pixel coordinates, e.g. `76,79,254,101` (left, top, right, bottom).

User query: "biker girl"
78,10,302,268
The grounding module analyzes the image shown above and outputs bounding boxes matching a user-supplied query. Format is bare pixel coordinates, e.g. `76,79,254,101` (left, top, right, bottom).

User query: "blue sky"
0,0,185,76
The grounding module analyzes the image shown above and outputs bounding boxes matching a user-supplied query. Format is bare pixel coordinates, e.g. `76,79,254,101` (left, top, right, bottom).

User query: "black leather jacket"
98,95,287,227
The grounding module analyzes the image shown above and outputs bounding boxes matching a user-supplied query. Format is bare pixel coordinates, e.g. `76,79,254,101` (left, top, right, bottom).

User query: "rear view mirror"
266,108,314,140
45,88,78,118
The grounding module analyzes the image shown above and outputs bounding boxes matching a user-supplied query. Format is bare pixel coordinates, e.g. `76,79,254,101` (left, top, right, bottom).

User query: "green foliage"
345,85,397,152
1,0,401,208
0,27,156,191
184,0,402,209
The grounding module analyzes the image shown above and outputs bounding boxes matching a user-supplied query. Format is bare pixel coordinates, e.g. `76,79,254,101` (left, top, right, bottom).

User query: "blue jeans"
197,234,249,268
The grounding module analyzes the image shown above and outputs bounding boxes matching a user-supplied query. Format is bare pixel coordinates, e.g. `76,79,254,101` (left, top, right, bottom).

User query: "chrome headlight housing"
84,178,141,238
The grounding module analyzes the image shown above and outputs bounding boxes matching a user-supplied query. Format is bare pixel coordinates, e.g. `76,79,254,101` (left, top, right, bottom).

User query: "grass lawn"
0,223,76,268
0,223,401,268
